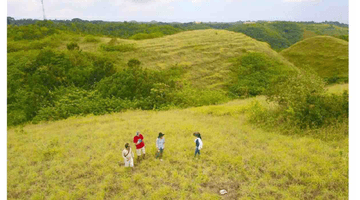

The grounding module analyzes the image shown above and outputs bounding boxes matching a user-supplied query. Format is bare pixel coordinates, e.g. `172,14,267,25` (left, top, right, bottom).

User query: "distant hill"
7,18,348,50
299,23,348,41
280,36,348,83
86,29,295,89
227,21,304,51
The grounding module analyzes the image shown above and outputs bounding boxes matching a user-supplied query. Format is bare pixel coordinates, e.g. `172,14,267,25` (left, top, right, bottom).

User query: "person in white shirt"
122,143,134,167
156,132,165,161
193,132,203,158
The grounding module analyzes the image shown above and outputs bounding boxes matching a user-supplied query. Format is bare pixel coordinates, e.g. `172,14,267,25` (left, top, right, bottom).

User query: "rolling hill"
70,29,295,89
280,36,348,82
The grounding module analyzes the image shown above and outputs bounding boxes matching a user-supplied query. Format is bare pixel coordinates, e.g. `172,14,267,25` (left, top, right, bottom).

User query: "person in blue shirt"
156,132,165,161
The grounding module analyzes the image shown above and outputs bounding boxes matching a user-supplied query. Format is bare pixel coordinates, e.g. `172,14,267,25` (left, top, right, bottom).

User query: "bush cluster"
100,43,136,52
228,52,295,97
261,68,348,128
7,48,116,126
8,49,230,126
66,42,80,51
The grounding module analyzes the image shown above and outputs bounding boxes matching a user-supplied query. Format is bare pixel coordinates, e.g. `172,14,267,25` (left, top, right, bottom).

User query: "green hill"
280,36,348,83
68,29,294,89
299,23,348,40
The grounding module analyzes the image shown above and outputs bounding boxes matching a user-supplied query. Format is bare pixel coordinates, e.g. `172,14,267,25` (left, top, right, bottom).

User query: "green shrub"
100,43,136,52
84,36,100,43
265,67,348,128
107,38,118,45
266,67,325,107
228,52,295,97
337,35,349,41
325,75,348,84
7,48,117,125
32,87,137,123
7,37,61,53
66,42,80,51
96,59,150,99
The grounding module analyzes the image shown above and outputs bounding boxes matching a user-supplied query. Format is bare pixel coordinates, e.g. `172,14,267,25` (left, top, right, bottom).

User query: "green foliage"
7,36,61,53
107,38,118,45
325,75,348,84
228,52,295,97
100,43,136,52
264,68,348,128
32,87,137,122
7,48,116,126
227,22,303,50
300,23,349,37
268,21,303,45
337,35,349,41
83,36,100,43
7,21,58,41
66,42,80,51
96,59,153,100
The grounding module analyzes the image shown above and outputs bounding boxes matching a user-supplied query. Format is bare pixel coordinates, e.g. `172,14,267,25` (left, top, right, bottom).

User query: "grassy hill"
7,96,348,200
300,23,348,40
280,36,348,82
7,29,300,126
61,29,294,89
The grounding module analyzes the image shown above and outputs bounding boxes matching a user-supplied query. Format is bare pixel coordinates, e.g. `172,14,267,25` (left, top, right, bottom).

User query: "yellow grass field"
8,96,348,199
326,83,348,94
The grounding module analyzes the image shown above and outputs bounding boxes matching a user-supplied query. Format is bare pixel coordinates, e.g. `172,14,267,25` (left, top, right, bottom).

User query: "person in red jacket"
133,131,146,162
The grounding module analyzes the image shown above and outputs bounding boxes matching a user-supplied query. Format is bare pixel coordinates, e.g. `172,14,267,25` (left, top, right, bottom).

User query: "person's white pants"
136,147,146,156
124,158,134,167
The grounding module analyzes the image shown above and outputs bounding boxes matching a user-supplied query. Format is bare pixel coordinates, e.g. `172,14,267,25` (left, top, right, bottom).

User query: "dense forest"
7,17,348,50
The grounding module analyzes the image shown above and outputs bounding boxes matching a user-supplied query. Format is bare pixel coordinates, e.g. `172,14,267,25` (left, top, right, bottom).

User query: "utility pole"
41,0,46,20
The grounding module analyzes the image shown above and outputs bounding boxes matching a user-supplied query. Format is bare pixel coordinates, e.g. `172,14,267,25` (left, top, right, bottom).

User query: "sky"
7,0,348,24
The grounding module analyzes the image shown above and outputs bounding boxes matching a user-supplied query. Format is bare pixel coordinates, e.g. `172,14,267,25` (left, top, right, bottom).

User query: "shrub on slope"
228,52,296,97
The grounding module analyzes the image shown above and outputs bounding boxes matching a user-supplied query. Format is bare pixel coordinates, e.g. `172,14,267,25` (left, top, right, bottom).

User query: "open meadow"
7,95,348,200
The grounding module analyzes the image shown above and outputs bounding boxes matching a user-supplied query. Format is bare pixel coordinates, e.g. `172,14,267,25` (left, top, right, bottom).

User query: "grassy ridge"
300,23,348,39
280,36,348,82
7,96,348,199
22,29,295,90
70,29,294,89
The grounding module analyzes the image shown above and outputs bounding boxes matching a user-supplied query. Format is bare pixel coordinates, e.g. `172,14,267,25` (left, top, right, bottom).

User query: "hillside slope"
7,97,348,199
280,36,348,81
71,29,295,89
